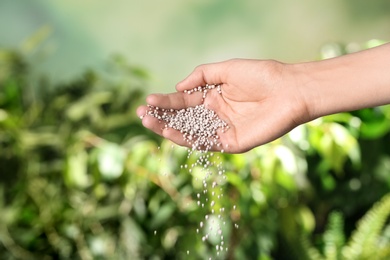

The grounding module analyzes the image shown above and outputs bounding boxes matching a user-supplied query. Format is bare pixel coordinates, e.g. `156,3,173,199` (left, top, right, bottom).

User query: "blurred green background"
2,0,390,92
1,1,390,259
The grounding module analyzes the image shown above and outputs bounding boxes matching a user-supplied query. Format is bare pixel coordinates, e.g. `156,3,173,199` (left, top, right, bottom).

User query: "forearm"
294,43,390,121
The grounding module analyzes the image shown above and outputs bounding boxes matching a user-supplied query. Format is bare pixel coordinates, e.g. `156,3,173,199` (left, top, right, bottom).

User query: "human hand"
137,43,390,153
137,59,309,153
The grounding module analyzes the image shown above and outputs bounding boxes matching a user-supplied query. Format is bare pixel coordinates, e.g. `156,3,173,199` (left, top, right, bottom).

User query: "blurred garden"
1,1,390,259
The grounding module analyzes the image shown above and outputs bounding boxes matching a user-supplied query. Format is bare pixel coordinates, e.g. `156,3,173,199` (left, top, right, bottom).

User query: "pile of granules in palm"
146,104,228,153
144,84,232,259
145,84,228,153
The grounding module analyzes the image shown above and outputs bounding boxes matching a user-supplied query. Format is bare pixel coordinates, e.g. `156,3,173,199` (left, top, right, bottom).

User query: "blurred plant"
292,193,390,260
0,47,159,259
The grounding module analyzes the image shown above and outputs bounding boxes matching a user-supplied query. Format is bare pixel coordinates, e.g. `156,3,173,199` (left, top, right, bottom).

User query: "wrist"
284,62,322,124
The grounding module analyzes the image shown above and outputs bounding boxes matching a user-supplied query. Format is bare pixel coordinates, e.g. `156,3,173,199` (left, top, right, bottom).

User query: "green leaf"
323,211,345,260
64,148,90,188
296,206,315,234
343,193,390,259
150,203,176,229
96,142,125,180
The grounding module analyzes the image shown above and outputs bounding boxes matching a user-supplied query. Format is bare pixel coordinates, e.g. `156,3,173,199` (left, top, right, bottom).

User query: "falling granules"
143,84,233,259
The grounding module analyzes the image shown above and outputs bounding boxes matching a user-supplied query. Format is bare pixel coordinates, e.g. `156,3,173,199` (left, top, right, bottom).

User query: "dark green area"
1,42,390,260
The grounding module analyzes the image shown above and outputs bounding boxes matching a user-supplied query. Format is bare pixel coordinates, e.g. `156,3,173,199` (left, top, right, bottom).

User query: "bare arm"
294,43,390,120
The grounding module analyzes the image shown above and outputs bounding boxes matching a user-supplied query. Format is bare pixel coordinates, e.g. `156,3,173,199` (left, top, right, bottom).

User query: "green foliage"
1,41,390,259
343,193,390,259
293,194,390,260
323,212,345,260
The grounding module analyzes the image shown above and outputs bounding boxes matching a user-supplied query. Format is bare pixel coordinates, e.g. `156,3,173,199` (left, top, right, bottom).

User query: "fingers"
136,89,209,146
136,105,192,148
136,101,230,152
176,60,230,92
136,106,163,134
146,91,204,110
136,92,205,148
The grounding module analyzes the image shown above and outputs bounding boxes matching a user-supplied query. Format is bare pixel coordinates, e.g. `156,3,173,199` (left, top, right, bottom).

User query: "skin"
136,43,390,153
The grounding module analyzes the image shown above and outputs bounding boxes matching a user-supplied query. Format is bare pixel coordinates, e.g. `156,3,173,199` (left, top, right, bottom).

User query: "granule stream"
143,84,234,259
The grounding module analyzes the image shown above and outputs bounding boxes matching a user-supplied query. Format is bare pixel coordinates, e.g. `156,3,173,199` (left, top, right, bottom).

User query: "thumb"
176,60,230,92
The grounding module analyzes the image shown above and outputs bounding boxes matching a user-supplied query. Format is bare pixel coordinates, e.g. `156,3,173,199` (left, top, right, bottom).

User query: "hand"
137,43,390,153
136,59,308,153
